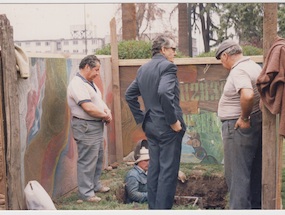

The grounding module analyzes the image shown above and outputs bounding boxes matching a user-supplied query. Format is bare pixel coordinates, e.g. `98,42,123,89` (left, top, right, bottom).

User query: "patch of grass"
55,191,148,210
179,163,224,178
54,162,224,210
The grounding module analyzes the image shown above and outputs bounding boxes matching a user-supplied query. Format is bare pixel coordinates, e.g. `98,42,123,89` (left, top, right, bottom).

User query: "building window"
73,50,78,53
36,42,41,46
73,40,78,45
92,39,97,44
25,42,30,46
45,41,50,46
64,41,69,45
57,42,62,51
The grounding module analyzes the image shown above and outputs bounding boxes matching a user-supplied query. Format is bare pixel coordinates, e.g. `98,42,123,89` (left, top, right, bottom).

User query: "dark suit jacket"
125,54,185,136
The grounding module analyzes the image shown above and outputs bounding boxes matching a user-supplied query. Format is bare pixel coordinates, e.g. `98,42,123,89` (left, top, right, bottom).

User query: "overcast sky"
0,3,122,40
0,2,184,42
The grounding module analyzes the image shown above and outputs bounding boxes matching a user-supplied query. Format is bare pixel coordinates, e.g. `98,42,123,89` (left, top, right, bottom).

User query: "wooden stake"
262,3,279,209
110,17,124,161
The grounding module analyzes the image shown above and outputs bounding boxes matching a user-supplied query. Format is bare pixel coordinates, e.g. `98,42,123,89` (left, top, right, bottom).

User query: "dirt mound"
175,170,228,209
115,169,228,209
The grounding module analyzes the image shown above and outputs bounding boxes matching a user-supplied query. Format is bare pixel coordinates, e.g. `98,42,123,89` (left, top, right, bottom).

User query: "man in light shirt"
216,40,262,209
67,55,112,203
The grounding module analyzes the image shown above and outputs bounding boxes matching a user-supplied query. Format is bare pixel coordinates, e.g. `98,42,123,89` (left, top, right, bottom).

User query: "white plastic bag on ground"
24,180,56,210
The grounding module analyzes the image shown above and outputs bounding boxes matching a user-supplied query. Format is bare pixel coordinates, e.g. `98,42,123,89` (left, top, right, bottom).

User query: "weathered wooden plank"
177,65,197,83
119,66,139,97
262,3,279,209
118,55,263,66
196,64,228,81
110,18,124,162
0,39,7,210
0,14,24,209
276,135,283,209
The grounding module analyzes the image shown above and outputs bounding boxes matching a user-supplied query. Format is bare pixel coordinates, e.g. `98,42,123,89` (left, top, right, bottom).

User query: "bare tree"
136,3,165,40
120,3,167,41
196,3,218,52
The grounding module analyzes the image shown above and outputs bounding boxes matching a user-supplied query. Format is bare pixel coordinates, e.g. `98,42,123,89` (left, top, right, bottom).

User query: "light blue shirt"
124,165,148,203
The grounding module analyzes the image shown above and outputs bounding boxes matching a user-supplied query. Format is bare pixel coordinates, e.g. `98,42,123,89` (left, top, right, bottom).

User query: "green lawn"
54,161,285,210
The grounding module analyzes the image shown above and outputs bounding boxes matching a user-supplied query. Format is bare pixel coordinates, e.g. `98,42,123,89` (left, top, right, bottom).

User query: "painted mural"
18,55,114,198
180,81,226,164
119,63,228,165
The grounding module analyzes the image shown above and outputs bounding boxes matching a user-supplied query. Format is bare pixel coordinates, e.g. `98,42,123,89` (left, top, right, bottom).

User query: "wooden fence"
0,11,283,209
117,57,263,161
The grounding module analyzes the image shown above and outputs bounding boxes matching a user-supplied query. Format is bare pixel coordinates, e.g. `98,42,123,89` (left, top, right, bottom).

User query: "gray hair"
79,55,101,69
151,35,176,56
223,44,243,57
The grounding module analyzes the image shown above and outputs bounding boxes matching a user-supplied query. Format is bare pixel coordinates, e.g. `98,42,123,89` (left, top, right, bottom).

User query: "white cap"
135,147,150,164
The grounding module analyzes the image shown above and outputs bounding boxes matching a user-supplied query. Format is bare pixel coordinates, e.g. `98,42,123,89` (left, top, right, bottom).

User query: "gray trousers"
222,111,262,209
71,117,104,199
144,120,185,209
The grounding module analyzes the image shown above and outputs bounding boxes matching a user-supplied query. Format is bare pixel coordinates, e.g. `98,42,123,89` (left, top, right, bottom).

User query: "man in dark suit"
125,35,186,209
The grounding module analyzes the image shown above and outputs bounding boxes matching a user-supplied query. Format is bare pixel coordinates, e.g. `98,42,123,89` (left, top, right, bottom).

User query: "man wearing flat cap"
216,39,262,209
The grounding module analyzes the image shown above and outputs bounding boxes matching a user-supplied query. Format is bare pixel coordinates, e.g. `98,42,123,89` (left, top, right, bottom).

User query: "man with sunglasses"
125,34,186,209
216,40,262,209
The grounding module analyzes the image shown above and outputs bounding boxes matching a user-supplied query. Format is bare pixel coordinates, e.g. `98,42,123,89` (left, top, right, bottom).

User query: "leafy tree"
217,3,264,48
278,3,285,38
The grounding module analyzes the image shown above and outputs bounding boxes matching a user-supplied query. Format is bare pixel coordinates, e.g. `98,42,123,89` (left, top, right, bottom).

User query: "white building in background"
14,24,198,56
15,38,105,55
14,24,105,55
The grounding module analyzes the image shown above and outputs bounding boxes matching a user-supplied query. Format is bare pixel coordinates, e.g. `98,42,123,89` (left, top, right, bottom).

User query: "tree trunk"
122,3,137,40
199,3,210,52
178,3,189,56
188,4,193,57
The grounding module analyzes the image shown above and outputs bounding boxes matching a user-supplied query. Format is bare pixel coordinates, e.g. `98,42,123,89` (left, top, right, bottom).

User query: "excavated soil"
115,169,228,209
175,170,228,209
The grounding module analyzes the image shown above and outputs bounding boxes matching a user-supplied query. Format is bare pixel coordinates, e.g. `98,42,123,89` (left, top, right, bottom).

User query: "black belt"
221,110,262,123
73,116,102,122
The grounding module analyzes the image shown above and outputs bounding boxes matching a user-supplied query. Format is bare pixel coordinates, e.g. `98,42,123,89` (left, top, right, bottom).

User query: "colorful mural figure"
181,129,220,164
181,111,223,164
20,56,114,198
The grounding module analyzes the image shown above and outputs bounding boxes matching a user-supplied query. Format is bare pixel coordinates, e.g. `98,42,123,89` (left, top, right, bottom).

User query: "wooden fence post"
110,17,124,161
0,58,7,210
262,3,280,209
0,14,24,209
